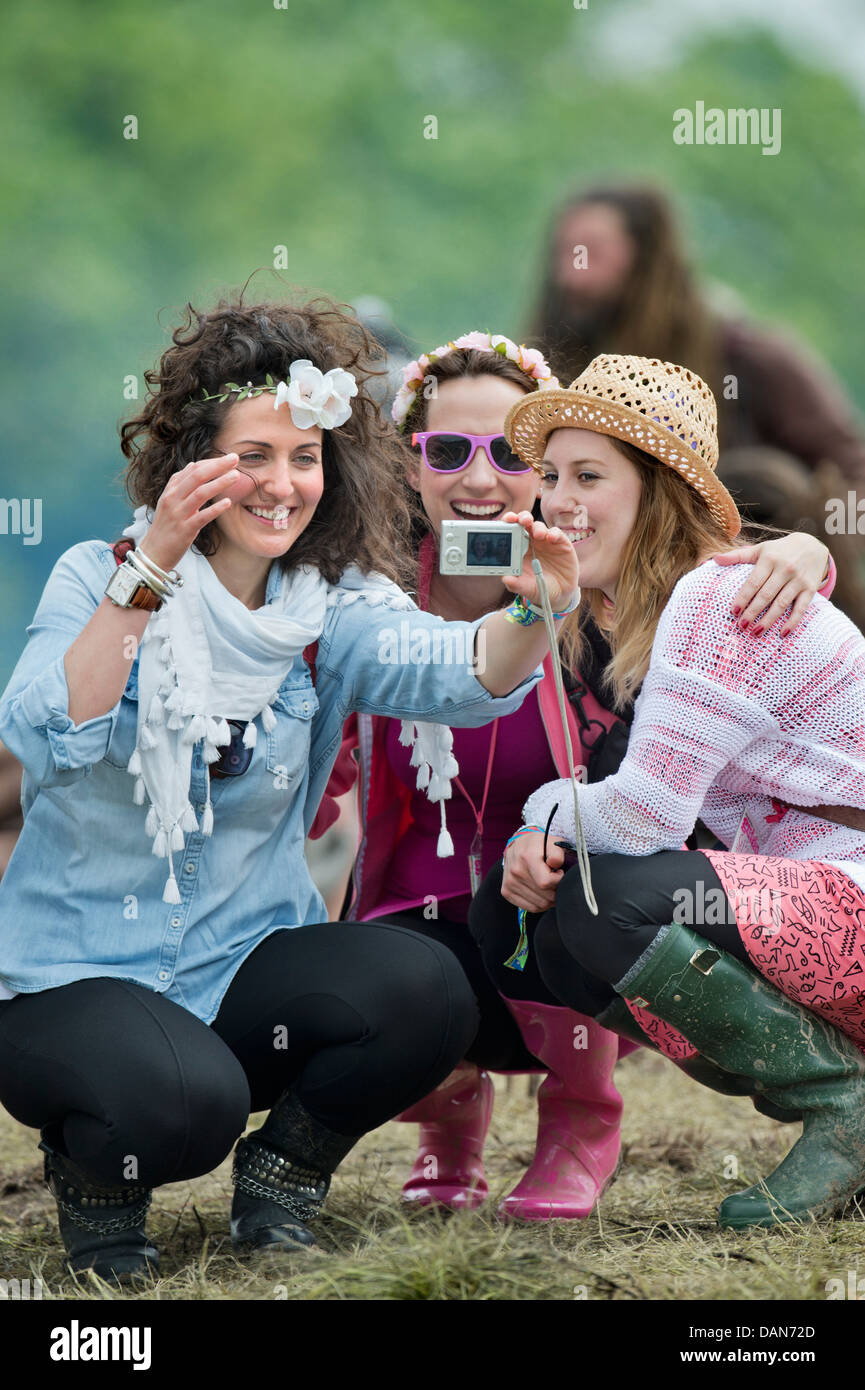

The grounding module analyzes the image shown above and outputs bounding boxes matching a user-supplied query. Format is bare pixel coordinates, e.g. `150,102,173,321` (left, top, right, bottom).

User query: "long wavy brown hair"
119,294,419,588
526,184,720,396
560,439,745,710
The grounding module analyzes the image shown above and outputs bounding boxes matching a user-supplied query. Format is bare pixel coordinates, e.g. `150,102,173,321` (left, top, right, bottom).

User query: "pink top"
369,692,559,922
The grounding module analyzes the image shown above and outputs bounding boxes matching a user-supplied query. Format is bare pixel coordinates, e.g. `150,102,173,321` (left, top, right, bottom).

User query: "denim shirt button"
158,971,169,982
170,916,181,927
184,862,195,875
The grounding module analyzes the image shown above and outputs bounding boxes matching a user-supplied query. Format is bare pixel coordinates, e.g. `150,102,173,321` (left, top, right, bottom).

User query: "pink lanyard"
453,719,500,896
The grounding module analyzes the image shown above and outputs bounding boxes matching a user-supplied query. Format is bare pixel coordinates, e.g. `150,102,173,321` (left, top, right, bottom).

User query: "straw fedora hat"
504,354,741,538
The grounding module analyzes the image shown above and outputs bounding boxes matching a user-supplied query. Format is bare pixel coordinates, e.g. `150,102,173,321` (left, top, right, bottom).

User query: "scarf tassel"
167,710,185,731
260,703,277,734
145,805,159,838
415,763,431,790
242,721,257,749
428,773,451,802
437,802,454,858
201,772,214,835
139,724,157,751
162,839,181,904
170,821,185,852
162,871,182,905
133,776,146,806
127,748,142,777
181,802,199,833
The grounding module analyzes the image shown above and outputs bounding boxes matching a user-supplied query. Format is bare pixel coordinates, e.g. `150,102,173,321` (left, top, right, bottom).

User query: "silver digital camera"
439,521,530,577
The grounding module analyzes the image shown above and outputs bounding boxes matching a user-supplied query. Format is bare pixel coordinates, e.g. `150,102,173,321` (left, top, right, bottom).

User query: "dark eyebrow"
543,456,607,467
233,439,322,450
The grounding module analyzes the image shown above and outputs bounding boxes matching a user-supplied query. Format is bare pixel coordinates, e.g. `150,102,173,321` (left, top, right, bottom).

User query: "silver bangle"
124,550,171,598
134,547,183,589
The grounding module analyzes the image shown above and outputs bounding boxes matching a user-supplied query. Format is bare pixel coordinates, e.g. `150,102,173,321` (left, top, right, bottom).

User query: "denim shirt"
0,541,540,1023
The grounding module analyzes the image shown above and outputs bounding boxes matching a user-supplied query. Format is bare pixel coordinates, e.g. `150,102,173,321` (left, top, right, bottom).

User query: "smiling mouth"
449,500,506,519
244,505,296,528
559,525,595,544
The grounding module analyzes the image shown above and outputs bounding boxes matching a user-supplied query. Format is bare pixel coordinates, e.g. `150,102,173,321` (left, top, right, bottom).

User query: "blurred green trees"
2,0,863,678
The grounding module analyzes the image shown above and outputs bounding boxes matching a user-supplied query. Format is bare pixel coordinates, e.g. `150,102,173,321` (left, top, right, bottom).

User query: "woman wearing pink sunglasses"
317,331,836,1221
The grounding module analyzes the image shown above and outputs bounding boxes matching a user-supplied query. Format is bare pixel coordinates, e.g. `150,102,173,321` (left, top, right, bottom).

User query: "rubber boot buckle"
690,948,722,975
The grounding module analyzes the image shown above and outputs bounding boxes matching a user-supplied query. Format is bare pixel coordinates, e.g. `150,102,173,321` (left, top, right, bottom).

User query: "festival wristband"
504,590,581,626
504,824,545,852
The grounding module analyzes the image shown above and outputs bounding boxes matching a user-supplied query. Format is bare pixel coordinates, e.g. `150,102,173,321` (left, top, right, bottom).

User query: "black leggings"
470,853,747,1018
375,908,540,1070
0,922,477,1190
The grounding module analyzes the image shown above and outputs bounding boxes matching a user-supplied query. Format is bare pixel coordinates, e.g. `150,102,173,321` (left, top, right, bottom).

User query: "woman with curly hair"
0,293,578,1282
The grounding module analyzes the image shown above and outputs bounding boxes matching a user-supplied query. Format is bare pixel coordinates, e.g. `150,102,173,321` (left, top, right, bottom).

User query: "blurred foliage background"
2,0,864,682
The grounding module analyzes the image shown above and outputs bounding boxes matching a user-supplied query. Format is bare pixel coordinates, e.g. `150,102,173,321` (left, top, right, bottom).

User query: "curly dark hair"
118,294,420,588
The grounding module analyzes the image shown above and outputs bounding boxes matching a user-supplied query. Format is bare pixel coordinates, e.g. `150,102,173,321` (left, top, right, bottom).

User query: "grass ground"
1,1049,861,1302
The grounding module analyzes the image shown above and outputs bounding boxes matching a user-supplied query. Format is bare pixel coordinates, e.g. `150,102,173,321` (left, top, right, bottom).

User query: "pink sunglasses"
411,431,533,475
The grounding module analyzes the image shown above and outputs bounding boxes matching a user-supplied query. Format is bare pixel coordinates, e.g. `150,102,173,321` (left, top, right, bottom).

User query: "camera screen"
466,531,512,566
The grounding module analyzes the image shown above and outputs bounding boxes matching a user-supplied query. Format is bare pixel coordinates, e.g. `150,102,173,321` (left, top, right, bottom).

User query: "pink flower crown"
391,331,559,431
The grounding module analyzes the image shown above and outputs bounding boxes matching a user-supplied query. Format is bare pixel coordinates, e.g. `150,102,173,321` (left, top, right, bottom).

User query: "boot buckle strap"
690,947,722,976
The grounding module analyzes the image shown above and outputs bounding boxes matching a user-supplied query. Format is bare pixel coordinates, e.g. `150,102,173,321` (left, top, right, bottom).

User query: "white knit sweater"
524,562,865,894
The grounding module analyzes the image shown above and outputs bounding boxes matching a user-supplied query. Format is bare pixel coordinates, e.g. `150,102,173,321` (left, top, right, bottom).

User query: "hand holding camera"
440,511,579,614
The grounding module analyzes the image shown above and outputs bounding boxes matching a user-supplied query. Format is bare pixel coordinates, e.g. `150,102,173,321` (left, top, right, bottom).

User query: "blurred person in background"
526,182,865,622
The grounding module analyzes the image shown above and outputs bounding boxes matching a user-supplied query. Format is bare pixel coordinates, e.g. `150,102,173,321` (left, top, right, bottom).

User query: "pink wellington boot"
397,1061,495,1210
497,1000,623,1221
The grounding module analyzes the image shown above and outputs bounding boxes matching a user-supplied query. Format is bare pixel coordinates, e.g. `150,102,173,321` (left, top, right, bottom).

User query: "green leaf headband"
200,360,358,430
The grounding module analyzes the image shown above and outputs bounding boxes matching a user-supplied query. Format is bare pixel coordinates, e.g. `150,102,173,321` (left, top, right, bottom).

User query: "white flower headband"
391,331,559,431
201,359,358,430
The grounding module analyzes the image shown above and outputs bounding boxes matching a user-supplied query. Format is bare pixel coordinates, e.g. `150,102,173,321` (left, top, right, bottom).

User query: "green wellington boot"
595,996,801,1124
613,923,865,1230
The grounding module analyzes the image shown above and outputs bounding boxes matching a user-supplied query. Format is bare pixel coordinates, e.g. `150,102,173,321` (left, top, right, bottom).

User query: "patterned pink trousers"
624,852,865,1061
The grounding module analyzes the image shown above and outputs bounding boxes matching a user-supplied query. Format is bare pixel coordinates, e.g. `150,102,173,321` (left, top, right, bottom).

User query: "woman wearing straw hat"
469,353,865,1230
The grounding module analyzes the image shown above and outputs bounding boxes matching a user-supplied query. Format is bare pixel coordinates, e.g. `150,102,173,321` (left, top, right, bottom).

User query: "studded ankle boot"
230,1088,360,1254
41,1140,158,1283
